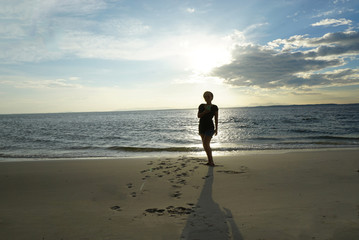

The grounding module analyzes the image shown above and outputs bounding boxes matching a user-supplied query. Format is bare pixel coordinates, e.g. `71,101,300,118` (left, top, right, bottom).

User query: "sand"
0,149,358,240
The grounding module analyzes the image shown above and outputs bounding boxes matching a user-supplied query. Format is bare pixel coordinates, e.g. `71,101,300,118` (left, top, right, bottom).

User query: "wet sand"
0,149,359,240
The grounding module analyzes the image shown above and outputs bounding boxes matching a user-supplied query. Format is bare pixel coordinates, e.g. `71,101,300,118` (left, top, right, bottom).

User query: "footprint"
216,166,248,174
110,206,121,211
166,206,195,215
142,175,150,180
171,191,182,198
176,179,186,185
216,170,245,174
144,208,165,216
181,172,188,177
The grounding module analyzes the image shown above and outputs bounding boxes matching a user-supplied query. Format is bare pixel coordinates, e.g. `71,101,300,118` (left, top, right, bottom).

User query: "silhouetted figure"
198,91,218,166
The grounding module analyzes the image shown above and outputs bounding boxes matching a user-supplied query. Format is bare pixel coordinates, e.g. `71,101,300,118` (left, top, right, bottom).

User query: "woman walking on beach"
198,91,218,166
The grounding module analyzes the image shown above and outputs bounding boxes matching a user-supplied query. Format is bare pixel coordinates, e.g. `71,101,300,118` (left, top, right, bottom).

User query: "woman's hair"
203,91,213,98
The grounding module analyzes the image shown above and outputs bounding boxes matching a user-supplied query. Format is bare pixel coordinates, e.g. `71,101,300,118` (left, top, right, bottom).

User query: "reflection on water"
181,167,243,240
1,104,358,159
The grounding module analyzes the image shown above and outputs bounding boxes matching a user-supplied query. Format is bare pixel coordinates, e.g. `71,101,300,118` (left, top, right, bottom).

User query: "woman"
197,91,218,166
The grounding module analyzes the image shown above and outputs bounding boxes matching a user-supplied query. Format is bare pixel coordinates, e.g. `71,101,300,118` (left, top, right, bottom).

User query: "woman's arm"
214,110,218,135
198,109,209,118
197,105,209,118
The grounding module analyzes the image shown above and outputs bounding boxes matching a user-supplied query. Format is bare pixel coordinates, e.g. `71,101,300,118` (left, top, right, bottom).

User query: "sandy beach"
1,149,359,240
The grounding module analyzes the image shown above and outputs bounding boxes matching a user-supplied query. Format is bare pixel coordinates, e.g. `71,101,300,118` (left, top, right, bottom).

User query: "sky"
0,0,359,114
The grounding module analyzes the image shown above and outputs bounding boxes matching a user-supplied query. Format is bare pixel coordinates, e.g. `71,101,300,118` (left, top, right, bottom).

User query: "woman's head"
203,91,213,103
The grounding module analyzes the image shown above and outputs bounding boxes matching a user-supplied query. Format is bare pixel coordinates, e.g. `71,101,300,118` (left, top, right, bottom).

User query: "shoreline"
1,149,359,239
1,147,359,163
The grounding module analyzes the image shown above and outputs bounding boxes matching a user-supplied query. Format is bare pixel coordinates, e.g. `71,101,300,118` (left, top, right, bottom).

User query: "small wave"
290,129,318,134
69,146,102,150
0,153,74,159
248,137,281,141
107,146,201,152
305,136,359,141
301,117,319,122
280,141,356,146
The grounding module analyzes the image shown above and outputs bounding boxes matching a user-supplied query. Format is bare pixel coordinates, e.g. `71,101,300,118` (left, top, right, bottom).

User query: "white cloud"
312,18,352,27
69,77,80,81
243,22,269,34
0,0,109,62
57,30,164,60
32,0,107,17
312,7,355,18
0,39,64,63
333,0,350,4
313,10,336,18
101,19,151,36
0,23,28,39
186,8,195,13
268,31,359,53
0,76,83,89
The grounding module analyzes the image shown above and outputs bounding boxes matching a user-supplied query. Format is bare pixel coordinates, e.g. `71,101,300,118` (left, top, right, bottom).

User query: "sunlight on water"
0,104,358,160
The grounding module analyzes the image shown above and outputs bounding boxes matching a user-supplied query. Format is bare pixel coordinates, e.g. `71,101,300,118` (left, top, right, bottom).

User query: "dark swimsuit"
198,104,218,136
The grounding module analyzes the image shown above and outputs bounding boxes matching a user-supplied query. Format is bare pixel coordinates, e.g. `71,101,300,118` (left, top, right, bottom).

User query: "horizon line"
1,102,358,116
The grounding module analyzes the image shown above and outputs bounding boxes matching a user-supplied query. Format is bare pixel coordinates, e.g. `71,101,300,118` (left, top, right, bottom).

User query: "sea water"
0,104,358,161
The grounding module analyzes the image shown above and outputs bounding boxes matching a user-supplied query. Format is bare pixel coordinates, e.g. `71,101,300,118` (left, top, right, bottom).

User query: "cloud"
0,23,28,39
312,18,352,27
269,31,359,55
312,10,336,18
1,0,218,64
56,30,175,61
309,31,359,46
333,0,350,4
32,0,107,17
243,22,269,34
57,31,144,60
0,76,83,89
0,39,64,63
0,0,107,25
0,0,151,63
100,19,151,36
212,31,359,89
297,68,359,86
186,8,195,13
212,45,342,88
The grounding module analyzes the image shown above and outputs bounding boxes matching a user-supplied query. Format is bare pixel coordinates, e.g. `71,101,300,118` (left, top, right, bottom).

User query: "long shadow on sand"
180,167,243,240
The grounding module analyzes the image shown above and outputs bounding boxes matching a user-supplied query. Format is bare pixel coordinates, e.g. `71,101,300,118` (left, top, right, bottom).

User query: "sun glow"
180,36,232,74
188,47,231,73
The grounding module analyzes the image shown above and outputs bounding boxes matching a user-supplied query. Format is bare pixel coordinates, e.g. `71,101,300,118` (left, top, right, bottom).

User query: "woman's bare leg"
201,134,214,166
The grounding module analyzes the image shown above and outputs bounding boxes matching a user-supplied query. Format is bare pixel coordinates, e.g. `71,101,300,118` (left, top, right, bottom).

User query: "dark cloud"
306,31,359,57
311,31,359,45
212,31,359,89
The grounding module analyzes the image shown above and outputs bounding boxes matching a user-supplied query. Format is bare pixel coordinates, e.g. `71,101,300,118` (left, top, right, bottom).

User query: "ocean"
0,104,358,161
